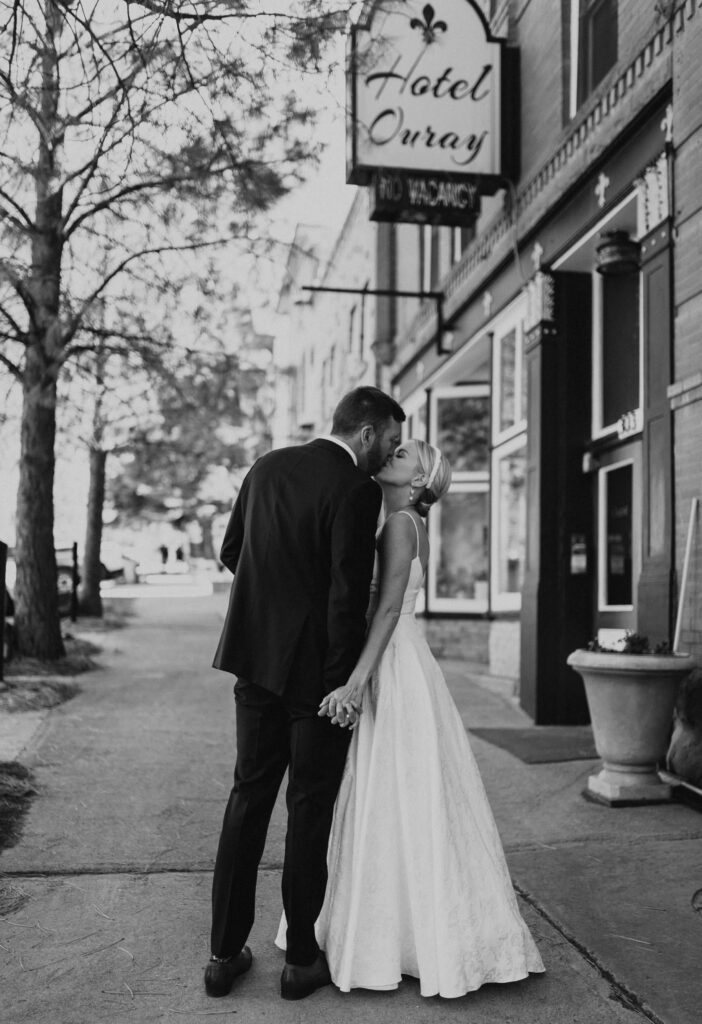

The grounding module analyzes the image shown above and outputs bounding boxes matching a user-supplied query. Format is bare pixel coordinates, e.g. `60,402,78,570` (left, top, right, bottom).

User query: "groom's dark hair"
331,386,405,436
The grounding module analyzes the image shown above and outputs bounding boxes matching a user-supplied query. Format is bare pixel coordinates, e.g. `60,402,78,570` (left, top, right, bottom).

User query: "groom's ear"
360,424,374,448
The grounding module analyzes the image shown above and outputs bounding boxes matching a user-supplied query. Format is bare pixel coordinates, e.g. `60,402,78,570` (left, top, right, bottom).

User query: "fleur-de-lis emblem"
410,4,448,44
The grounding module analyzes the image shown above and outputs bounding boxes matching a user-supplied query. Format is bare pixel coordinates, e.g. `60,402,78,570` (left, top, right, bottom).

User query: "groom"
206,386,405,1000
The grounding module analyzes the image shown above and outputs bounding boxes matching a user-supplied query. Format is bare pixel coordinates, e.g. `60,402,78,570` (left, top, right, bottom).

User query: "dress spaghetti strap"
395,509,421,559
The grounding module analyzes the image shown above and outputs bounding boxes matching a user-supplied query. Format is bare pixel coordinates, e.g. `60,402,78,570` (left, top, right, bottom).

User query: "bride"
277,438,544,997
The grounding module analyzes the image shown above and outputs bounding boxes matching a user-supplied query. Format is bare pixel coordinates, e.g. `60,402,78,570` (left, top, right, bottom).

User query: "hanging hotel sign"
370,167,482,226
347,0,518,210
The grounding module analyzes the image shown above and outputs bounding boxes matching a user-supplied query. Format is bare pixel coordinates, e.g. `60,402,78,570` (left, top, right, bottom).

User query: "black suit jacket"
212,439,382,700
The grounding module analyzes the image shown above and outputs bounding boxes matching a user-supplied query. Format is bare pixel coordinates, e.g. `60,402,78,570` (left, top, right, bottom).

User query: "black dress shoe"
280,951,332,1000
204,946,253,997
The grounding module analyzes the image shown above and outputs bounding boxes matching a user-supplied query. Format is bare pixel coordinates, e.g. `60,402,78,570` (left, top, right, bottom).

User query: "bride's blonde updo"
413,440,452,518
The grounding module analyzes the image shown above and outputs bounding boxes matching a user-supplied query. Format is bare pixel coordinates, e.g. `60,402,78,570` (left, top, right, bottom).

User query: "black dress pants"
210,678,352,965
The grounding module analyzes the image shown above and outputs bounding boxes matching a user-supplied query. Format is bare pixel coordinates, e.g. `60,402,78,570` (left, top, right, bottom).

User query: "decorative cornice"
514,17,675,223
636,149,671,233
524,272,555,335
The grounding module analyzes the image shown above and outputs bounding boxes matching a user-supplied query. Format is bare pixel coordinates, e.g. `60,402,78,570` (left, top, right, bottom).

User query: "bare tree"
0,0,347,657
60,336,161,617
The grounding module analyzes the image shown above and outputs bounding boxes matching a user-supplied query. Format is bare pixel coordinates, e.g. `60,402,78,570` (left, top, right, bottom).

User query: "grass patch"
0,762,36,859
3,634,99,682
0,677,80,713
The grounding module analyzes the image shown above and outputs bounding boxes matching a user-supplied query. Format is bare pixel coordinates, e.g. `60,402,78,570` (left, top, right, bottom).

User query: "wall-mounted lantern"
595,230,640,275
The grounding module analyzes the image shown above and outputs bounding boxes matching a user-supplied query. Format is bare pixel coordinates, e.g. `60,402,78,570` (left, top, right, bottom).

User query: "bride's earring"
408,484,415,504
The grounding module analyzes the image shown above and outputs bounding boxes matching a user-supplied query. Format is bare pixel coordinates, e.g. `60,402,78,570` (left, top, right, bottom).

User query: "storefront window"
521,325,528,415
405,402,427,443
494,445,526,597
433,489,489,604
490,305,528,612
499,328,517,432
600,461,633,608
494,322,526,443
427,386,491,611
435,393,489,473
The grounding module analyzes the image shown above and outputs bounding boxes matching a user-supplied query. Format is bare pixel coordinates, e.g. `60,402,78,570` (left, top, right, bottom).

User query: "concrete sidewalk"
0,589,700,1024
442,660,702,1024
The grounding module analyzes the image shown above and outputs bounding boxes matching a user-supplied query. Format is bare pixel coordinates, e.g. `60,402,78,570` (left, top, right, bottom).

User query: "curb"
0,674,78,763
0,708,50,763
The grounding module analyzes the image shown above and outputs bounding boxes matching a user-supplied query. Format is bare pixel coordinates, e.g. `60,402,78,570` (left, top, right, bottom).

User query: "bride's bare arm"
319,513,416,725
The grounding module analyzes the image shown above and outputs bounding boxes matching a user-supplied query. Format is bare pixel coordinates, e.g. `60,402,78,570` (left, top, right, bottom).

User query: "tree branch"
0,187,34,230
0,67,51,148
128,2,351,26
62,328,169,363
0,297,27,341
0,260,36,323
60,235,244,350
0,347,22,379
62,160,254,237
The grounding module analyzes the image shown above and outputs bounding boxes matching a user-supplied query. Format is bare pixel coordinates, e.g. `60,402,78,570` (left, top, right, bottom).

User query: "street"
1,586,701,1024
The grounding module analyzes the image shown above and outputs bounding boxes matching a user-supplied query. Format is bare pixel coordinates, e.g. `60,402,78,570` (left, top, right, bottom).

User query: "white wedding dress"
276,512,544,997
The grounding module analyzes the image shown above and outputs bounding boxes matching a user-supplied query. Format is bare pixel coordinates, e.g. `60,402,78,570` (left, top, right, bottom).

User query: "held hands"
318,677,367,730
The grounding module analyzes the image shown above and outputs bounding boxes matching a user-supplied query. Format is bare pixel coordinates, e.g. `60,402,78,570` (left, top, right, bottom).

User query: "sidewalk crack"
515,884,666,1024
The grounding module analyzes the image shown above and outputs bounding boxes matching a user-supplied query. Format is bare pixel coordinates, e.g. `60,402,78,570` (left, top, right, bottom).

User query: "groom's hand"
319,688,362,728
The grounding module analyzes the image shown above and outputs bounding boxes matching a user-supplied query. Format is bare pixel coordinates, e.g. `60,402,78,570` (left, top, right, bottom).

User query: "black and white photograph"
1,1,702,1022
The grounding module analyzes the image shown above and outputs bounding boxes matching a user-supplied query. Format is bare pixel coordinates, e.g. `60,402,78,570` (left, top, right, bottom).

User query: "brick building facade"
277,0,702,723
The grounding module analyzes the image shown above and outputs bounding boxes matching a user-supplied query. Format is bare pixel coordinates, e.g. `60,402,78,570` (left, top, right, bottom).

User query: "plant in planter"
567,633,697,805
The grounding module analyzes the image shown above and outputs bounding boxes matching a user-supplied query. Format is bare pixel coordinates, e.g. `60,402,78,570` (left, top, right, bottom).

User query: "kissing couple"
206,386,544,1000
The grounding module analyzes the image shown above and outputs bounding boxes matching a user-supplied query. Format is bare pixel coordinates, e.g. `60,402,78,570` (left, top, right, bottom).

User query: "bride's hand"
319,679,365,728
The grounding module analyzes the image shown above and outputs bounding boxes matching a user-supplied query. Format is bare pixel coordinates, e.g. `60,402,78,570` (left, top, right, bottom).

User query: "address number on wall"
617,408,642,440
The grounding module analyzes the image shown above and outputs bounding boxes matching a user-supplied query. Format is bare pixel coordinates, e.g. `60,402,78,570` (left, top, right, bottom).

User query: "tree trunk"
200,514,216,561
79,448,107,617
14,346,65,659
12,0,66,659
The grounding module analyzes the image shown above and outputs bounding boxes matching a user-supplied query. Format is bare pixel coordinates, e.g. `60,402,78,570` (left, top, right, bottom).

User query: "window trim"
490,432,527,613
591,269,644,441
421,224,432,293
429,384,491,482
426,384,491,613
597,457,635,613
401,387,429,440
427,480,491,614
451,224,476,265
568,0,581,120
568,0,618,120
492,320,527,446
451,226,463,264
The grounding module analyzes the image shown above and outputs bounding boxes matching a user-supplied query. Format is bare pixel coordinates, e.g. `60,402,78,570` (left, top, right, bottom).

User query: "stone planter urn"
567,647,696,805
